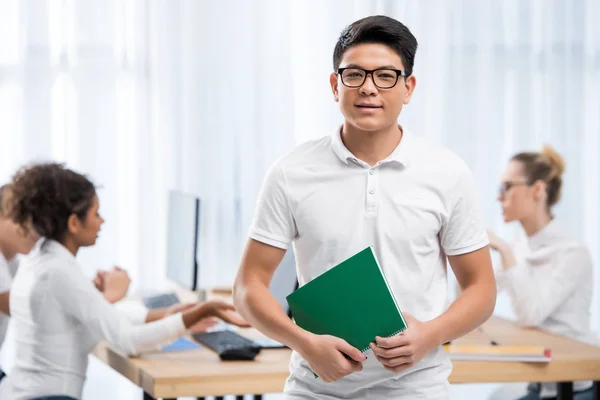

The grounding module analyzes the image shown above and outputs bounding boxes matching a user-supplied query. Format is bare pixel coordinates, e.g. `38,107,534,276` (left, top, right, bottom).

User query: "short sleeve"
440,161,489,256
248,162,297,249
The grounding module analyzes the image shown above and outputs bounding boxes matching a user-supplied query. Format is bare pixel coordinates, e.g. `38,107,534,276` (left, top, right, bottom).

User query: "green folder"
286,246,407,355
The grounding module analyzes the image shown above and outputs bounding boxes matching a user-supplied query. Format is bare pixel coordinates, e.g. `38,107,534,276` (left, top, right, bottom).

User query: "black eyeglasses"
337,67,406,89
498,181,530,196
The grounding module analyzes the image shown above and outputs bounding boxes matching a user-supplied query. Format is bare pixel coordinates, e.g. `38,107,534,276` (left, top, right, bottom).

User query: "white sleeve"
248,162,297,249
51,266,185,355
497,246,591,327
113,300,149,325
439,161,489,256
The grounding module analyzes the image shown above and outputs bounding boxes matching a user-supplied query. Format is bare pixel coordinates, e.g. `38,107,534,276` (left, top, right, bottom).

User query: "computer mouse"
219,346,261,361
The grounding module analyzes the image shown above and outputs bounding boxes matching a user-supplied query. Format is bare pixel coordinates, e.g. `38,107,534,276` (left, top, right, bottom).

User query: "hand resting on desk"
181,300,251,331
165,303,219,333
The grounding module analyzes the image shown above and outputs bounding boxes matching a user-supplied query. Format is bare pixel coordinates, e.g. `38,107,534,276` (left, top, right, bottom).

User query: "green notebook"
286,246,407,355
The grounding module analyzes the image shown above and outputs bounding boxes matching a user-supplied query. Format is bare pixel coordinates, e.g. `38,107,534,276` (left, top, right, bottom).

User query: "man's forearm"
234,279,311,352
426,281,496,347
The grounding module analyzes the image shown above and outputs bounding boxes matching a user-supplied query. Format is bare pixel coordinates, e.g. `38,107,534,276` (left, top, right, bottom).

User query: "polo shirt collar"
331,125,412,167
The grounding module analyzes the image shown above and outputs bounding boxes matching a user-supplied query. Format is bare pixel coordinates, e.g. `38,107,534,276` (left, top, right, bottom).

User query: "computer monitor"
165,190,200,291
269,247,298,317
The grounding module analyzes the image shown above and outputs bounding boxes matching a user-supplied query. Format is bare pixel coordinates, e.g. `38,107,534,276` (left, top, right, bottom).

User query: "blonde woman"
488,146,594,400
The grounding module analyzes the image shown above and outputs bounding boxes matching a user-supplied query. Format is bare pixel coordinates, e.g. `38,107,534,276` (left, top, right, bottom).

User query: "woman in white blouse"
0,163,248,400
488,146,594,400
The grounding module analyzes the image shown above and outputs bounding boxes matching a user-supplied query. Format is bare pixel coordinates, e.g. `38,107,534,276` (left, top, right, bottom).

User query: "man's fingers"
350,359,363,373
337,340,366,362
370,342,414,359
374,334,410,349
375,354,415,369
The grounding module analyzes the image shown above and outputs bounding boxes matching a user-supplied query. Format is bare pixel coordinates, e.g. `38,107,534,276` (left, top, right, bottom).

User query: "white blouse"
496,220,595,397
0,240,186,400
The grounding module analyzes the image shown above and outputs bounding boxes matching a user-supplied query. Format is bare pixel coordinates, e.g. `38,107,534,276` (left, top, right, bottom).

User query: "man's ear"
330,73,339,102
403,74,417,105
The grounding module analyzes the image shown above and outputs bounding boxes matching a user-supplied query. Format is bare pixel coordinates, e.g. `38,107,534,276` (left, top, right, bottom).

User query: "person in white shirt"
488,146,594,400
0,163,248,400
1,185,129,381
233,15,497,400
0,184,40,382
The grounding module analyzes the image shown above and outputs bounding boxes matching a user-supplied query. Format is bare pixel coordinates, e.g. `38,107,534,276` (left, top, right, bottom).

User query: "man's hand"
101,267,131,303
298,334,366,383
370,313,436,373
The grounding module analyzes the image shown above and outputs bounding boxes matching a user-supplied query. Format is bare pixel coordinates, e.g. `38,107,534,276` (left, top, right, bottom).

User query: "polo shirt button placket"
366,168,378,215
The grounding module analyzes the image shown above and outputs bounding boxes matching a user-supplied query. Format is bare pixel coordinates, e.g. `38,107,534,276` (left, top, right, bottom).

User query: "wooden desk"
93,316,600,400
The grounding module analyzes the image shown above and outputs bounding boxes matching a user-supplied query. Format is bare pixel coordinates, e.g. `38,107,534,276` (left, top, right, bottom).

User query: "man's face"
330,43,416,132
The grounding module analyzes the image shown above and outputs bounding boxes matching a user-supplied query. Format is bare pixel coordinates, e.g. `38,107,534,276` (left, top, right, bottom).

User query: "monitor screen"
269,247,298,316
165,190,200,291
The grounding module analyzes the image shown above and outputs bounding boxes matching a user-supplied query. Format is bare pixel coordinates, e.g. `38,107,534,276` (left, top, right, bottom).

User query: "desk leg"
557,382,574,400
254,396,263,400
593,381,600,400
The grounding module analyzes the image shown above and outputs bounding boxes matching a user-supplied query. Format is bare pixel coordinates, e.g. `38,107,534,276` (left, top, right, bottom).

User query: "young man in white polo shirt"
234,15,496,399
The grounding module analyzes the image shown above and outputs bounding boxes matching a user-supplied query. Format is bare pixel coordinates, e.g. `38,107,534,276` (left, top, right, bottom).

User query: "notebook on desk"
286,246,407,354
444,344,552,362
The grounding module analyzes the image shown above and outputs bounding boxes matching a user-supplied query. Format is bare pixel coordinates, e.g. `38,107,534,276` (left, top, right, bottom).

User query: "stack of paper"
444,344,552,362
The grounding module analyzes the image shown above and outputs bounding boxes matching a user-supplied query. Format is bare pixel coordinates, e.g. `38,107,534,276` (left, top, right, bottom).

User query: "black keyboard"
142,292,180,309
192,330,261,361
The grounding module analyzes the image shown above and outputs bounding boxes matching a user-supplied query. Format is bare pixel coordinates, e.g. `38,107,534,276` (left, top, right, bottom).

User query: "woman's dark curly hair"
7,162,97,241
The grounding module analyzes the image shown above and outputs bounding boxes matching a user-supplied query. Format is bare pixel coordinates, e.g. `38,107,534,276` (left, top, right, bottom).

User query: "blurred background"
0,0,598,398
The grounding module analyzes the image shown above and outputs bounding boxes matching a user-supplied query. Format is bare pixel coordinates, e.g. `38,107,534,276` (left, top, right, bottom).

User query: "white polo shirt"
249,127,489,399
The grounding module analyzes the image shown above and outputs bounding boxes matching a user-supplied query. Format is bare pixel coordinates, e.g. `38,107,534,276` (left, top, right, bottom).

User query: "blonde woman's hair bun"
541,145,565,178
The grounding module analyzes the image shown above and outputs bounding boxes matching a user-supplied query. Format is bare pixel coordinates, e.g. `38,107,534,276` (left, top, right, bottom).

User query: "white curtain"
0,0,295,290
1,1,599,399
